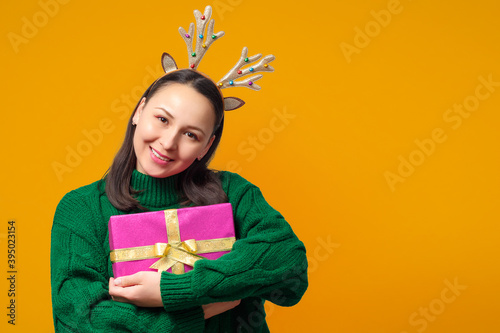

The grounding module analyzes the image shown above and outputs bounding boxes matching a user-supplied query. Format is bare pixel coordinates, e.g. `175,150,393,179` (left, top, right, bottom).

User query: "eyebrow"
154,106,207,136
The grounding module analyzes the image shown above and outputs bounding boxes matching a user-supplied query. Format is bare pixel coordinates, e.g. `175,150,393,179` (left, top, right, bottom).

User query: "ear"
224,97,245,111
162,53,178,73
132,97,146,125
198,135,216,160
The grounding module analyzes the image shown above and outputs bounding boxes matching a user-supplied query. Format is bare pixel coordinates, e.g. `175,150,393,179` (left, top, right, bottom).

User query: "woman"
51,69,308,332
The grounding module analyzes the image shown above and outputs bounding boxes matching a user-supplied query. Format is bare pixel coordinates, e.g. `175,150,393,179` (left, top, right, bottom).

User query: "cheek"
177,145,202,159
135,123,157,143
175,140,209,160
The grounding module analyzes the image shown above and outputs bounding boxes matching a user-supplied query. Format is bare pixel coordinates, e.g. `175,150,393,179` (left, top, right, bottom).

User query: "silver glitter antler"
217,47,275,91
179,6,225,69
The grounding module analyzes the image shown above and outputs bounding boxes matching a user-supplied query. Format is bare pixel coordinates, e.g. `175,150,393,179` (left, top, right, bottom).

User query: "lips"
150,147,172,162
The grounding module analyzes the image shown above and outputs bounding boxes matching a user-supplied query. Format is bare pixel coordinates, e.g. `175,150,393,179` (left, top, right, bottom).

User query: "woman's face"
132,83,216,178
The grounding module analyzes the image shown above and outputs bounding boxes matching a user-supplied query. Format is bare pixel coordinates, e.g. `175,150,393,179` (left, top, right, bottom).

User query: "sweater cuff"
161,270,199,311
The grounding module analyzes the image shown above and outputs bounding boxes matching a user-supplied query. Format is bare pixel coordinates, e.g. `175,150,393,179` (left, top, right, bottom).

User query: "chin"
144,165,191,179
137,159,193,179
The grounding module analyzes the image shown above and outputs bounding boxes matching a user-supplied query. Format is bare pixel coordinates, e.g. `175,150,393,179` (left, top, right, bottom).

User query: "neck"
131,169,182,209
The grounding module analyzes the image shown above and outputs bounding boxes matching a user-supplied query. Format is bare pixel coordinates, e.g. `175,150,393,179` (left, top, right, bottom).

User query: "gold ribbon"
110,209,236,274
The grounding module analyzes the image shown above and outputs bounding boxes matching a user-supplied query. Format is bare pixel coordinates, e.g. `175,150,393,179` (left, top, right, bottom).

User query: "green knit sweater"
51,170,308,332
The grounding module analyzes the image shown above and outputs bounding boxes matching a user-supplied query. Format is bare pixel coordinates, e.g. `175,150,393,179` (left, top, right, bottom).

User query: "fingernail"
114,278,122,286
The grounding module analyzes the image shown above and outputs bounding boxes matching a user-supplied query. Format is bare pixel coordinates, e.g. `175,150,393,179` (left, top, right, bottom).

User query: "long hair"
104,69,227,211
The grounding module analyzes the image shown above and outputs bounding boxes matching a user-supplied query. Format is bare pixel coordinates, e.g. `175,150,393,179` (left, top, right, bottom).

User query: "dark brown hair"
104,69,227,211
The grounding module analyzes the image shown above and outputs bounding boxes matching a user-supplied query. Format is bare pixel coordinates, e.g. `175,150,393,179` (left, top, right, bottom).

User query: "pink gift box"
109,203,235,278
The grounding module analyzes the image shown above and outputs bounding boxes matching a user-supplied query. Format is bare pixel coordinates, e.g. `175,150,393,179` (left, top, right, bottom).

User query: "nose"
159,131,178,151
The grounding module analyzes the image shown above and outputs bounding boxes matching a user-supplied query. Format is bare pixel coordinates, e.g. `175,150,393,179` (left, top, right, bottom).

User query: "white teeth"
151,148,170,161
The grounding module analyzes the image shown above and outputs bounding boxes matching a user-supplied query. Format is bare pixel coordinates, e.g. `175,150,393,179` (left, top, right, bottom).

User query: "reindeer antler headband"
160,5,275,111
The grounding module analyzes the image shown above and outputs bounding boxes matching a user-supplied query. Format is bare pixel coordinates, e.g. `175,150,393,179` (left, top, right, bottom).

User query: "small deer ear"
224,97,245,111
162,53,178,73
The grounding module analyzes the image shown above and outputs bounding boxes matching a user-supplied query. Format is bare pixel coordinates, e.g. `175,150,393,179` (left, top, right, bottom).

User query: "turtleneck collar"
130,169,182,208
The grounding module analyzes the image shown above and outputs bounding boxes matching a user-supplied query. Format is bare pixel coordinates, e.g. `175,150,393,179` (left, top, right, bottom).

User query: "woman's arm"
88,172,307,315
51,190,205,332
108,273,241,318
157,172,308,311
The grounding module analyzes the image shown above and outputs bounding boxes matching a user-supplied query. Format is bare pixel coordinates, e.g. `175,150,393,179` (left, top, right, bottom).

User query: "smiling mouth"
150,147,172,162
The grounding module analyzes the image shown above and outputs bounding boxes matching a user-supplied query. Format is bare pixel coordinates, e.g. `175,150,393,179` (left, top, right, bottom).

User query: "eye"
185,132,199,140
157,116,168,123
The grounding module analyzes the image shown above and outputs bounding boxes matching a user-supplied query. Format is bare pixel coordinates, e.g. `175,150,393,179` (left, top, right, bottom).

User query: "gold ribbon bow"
149,239,206,274
110,209,236,274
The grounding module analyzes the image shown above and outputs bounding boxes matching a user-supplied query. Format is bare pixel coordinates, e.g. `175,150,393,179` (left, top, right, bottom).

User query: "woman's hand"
109,271,162,307
202,300,241,319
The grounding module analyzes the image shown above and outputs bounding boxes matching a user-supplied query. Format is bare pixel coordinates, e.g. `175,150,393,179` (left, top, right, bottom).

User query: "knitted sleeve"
160,172,308,311
50,189,205,332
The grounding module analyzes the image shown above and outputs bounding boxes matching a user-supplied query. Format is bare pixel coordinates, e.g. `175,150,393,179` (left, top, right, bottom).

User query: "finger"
114,272,143,287
222,300,241,311
108,278,123,297
111,295,132,304
202,300,242,319
109,278,118,294
109,282,138,300
109,277,131,298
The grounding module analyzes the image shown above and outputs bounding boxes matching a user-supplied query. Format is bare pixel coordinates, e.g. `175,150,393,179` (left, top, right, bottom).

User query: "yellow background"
1,0,499,331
